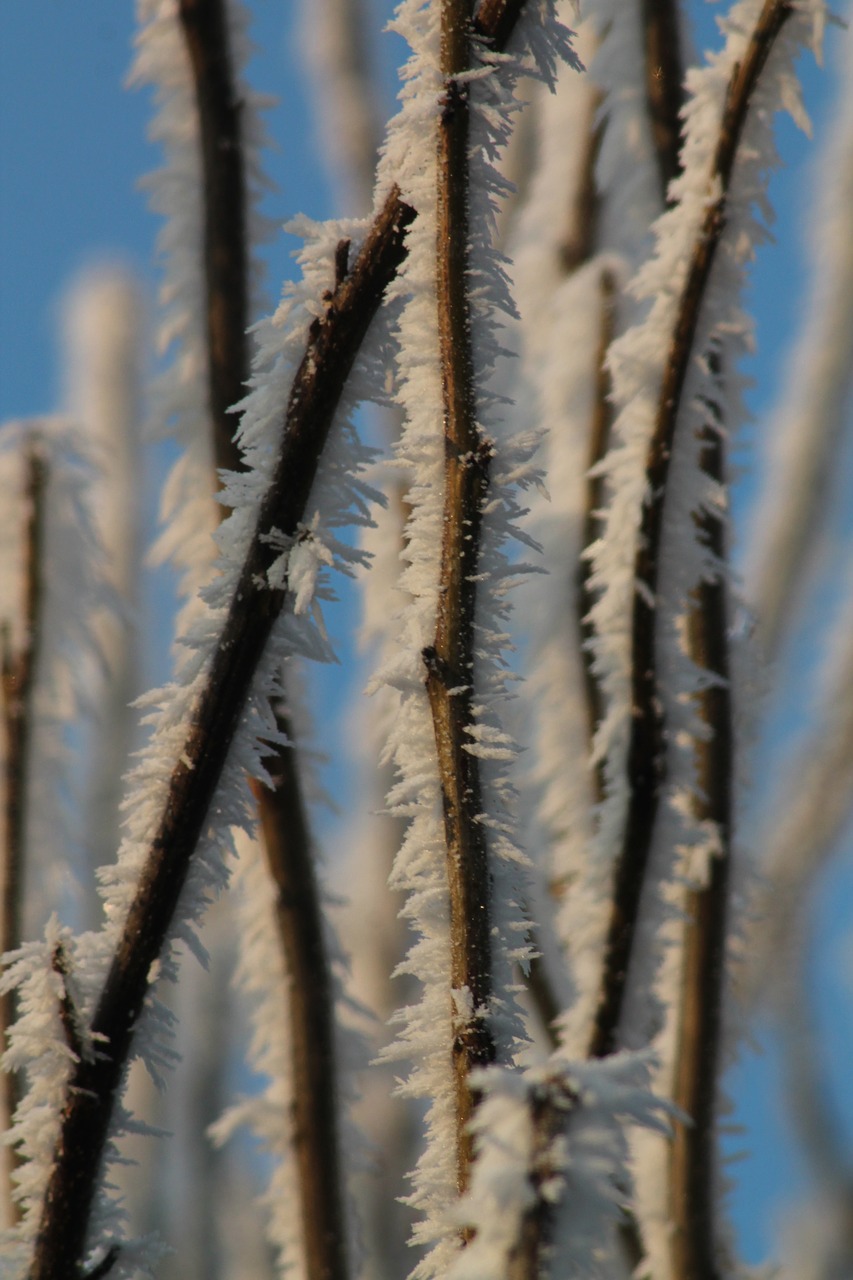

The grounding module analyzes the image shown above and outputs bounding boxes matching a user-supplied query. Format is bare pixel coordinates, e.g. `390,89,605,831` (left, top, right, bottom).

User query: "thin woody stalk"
0,448,47,1223
177,4,348,1275
27,191,414,1280
671,395,733,1280
425,0,496,1193
588,0,794,1062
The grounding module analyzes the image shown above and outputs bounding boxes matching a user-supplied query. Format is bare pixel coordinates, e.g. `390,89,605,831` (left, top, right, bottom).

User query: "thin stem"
1,447,47,1224
28,191,414,1280
178,0,248,482
178,7,349,1274
640,0,685,205
588,0,793,1061
670,385,733,1280
427,0,495,1194
577,267,616,808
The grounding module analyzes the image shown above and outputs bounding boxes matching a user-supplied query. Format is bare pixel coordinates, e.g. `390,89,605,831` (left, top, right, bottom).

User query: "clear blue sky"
0,2,848,1270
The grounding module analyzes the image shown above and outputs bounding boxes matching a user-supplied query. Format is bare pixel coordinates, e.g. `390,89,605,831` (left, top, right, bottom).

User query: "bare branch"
177,0,249,483
427,0,502,1195
588,0,794,1062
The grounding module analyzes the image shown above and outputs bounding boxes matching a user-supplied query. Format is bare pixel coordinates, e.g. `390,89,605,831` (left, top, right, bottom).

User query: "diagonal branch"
587,0,794,1061
1,446,47,1224
28,190,414,1280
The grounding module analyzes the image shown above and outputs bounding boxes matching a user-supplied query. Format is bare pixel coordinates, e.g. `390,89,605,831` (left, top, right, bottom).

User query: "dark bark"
669,375,733,1280
429,0,496,1195
178,0,249,483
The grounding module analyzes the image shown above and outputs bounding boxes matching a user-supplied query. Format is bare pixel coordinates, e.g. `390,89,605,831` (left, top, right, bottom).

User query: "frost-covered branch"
0,447,46,1222
589,0,800,1062
26,191,413,1280
426,0,498,1190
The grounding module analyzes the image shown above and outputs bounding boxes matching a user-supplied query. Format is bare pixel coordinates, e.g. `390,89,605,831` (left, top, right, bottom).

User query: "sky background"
0,1,850,1269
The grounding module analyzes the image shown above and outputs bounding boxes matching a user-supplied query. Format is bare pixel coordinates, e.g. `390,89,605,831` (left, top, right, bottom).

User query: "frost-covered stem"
670,410,733,1280
426,0,496,1193
578,268,615,807
249,767,349,1280
1,448,46,1220
177,0,248,482
588,0,793,1061
177,9,350,1273
505,1084,574,1280
27,193,414,1280
640,0,684,205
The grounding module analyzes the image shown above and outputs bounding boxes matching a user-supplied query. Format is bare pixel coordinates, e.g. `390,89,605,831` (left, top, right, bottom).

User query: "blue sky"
0,1,849,1269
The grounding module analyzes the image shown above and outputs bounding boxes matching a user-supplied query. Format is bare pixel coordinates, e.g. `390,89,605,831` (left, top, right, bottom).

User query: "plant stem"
428,0,496,1194
178,6,350,1273
1,447,47,1225
588,0,793,1063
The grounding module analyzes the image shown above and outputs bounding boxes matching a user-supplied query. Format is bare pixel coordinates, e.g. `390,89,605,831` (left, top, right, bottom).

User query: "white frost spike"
449,1052,669,1280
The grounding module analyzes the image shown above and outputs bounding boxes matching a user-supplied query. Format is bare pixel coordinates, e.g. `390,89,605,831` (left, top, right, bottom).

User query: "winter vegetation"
3,1,853,1278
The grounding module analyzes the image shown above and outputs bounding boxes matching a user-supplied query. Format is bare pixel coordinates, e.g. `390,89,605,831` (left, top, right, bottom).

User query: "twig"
640,0,685,205
177,6,351,1273
588,0,794,1062
1,447,47,1223
28,189,414,1280
178,0,249,482
506,1080,576,1280
670,377,733,1280
424,0,531,1197
426,0,500,1195
577,267,616,808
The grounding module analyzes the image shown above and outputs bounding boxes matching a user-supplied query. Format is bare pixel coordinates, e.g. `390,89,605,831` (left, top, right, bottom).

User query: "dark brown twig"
28,190,414,1280
588,0,793,1063
669,372,733,1280
429,0,496,1191
177,6,350,1273
178,0,248,483
640,0,685,205
1,447,47,1222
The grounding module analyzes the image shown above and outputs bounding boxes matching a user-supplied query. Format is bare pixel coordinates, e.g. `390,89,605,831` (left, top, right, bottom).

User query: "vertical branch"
640,0,684,205
176,3,350,1275
1,447,47,1222
587,0,794,1062
670,383,734,1280
178,0,248,482
577,267,615,808
426,0,495,1191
